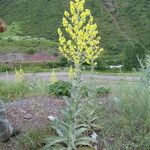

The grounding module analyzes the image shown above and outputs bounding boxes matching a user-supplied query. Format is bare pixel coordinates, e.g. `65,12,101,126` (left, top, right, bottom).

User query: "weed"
49,80,72,97
44,80,96,150
19,127,55,150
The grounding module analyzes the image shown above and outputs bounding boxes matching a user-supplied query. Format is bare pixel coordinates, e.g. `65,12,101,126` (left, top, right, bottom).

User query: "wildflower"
15,66,25,82
50,68,58,84
68,66,75,79
58,0,103,70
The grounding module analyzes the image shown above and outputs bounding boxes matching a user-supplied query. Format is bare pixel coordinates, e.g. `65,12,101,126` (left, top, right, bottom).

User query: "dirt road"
0,72,139,82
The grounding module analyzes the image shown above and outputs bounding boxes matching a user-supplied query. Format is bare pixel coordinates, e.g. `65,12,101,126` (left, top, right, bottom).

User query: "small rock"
18,108,27,114
47,115,56,121
24,114,32,119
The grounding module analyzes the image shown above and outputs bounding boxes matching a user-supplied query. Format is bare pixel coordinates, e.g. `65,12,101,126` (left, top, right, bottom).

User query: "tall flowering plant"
15,66,25,82
58,0,103,75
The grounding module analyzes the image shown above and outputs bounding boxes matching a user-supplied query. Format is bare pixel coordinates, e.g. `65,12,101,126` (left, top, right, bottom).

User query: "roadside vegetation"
0,0,149,149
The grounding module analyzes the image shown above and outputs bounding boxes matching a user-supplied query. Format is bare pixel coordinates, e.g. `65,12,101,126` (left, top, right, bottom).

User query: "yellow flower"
64,11,69,17
68,66,75,79
50,69,58,84
62,17,68,27
15,66,25,82
58,0,103,69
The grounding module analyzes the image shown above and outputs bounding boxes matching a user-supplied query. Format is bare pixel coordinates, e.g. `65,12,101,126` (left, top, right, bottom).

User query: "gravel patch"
6,96,65,132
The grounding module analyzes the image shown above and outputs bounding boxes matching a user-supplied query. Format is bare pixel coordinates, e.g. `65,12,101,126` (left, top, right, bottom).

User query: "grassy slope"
0,0,149,54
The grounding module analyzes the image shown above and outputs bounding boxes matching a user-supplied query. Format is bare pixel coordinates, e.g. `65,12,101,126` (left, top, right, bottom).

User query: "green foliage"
24,47,37,54
0,79,49,102
58,56,70,67
45,61,60,69
49,80,72,97
96,87,110,96
48,79,110,98
45,81,96,150
79,84,110,97
0,0,149,57
0,64,13,72
123,42,146,70
0,22,22,36
0,80,29,101
0,36,58,53
100,66,150,149
19,127,55,149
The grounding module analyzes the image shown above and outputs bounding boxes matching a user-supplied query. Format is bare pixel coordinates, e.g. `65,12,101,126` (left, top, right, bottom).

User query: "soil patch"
0,53,57,63
0,96,65,150
6,96,65,132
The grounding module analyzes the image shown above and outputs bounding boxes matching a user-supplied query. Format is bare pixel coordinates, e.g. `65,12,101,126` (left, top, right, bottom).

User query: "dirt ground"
0,96,65,150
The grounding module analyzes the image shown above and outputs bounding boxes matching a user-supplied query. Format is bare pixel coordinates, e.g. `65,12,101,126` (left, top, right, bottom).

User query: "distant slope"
0,0,149,55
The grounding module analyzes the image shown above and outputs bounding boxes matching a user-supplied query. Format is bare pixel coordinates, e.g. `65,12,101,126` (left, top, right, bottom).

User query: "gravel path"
0,72,139,81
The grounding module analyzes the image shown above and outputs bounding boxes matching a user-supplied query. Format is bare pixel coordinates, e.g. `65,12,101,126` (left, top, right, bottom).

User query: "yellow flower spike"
68,66,75,80
50,68,58,84
15,66,25,83
58,0,103,71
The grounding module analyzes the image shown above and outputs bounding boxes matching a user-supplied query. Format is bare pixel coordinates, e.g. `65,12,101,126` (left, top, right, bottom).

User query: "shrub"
0,64,13,72
123,42,145,70
24,47,37,54
96,87,110,96
80,85,110,97
57,56,70,67
49,80,72,97
45,61,60,68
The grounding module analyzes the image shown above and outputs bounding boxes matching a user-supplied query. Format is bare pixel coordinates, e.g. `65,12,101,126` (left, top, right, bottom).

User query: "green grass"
18,127,55,150
0,36,58,54
99,71,150,149
0,79,50,102
0,62,65,73
0,0,149,54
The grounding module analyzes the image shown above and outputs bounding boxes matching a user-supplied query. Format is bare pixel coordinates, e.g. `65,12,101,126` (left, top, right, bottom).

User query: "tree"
58,0,103,74
123,41,146,70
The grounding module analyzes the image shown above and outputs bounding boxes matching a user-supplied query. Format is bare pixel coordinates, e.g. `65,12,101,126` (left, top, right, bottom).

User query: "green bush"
123,42,146,70
80,85,110,97
45,61,60,69
96,87,110,96
57,56,70,67
49,80,72,97
0,64,13,72
48,80,110,98
24,47,37,54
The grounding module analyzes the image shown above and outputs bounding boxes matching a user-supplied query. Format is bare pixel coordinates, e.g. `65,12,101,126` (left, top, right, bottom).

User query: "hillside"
0,0,149,69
